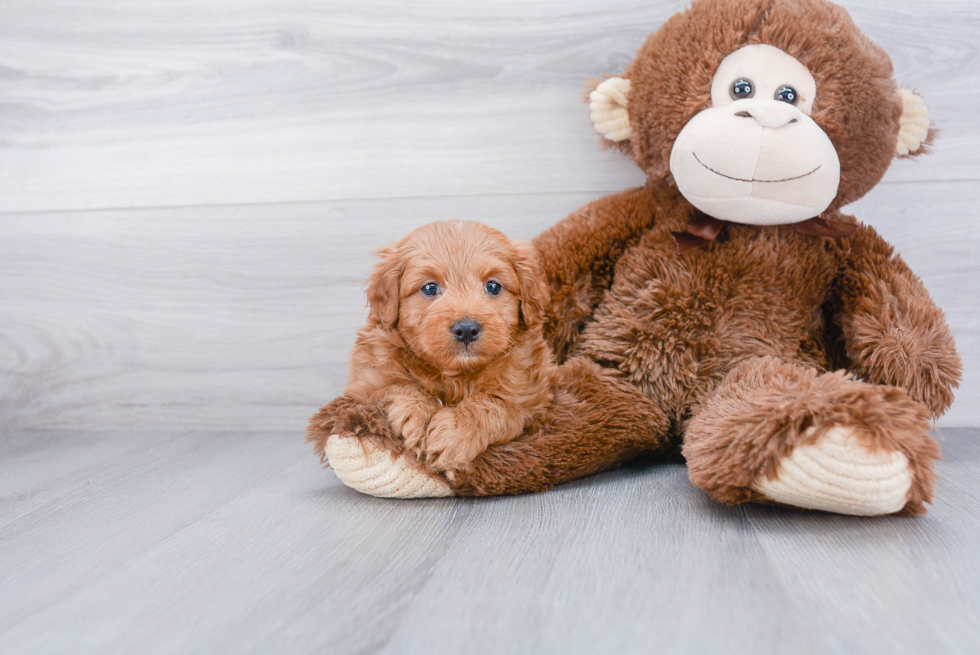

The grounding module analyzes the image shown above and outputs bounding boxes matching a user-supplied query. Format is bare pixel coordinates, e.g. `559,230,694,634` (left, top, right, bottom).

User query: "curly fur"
683,356,939,515
309,220,557,472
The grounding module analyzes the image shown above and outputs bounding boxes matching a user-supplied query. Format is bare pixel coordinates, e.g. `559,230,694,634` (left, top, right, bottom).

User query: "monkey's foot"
752,426,913,516
325,435,454,499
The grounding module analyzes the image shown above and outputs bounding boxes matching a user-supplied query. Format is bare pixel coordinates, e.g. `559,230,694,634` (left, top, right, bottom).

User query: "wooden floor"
1,428,978,654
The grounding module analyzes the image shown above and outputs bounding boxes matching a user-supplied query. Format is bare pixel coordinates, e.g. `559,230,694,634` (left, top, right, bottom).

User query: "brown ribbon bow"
671,212,858,254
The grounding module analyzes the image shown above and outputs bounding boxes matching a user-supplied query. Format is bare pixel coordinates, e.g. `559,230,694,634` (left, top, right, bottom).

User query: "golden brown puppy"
343,220,556,471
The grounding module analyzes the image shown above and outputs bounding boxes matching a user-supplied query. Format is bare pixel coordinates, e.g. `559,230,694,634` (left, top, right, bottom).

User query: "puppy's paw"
387,396,438,450
425,409,485,471
399,413,432,452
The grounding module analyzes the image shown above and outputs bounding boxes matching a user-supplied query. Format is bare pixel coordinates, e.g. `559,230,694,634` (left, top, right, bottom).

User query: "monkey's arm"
532,186,657,361
833,223,962,417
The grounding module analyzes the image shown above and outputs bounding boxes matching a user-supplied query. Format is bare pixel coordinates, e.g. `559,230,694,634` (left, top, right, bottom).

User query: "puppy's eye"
775,85,799,105
484,280,502,296
420,282,440,297
730,78,754,100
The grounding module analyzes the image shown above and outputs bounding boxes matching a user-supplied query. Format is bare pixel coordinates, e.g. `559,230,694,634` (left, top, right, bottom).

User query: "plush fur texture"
308,395,423,468
313,0,961,515
312,220,556,471
683,355,938,515
623,0,904,210
448,357,674,495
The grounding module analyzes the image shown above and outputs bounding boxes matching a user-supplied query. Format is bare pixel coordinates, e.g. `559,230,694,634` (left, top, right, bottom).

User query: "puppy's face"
367,221,547,372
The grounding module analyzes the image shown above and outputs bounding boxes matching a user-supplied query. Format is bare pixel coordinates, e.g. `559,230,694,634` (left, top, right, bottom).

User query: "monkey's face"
586,0,934,220
668,45,841,225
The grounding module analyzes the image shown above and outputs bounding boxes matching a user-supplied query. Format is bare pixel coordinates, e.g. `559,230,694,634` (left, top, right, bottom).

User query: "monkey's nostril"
451,319,481,346
735,108,797,128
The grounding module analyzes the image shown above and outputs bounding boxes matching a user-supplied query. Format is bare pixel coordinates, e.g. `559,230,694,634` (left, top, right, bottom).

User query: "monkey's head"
589,0,933,225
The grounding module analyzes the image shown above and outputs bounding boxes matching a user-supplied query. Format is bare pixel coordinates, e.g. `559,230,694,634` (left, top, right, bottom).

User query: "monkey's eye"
730,79,754,100
775,85,799,105
420,282,441,297
484,280,503,296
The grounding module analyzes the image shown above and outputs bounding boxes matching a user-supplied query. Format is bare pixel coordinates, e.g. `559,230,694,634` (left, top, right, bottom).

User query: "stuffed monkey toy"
309,0,961,516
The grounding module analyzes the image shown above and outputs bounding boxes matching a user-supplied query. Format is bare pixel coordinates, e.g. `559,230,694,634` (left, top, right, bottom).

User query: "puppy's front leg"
375,384,442,453
425,395,526,471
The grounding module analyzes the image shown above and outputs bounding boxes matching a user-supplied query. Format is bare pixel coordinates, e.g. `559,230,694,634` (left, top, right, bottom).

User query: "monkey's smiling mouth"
693,152,821,183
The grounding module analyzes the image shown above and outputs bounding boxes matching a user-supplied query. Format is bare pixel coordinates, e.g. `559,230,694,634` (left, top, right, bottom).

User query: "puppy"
343,220,556,471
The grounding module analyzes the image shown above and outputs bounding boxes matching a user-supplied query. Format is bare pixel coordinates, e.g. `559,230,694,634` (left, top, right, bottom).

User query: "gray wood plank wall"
1,0,978,430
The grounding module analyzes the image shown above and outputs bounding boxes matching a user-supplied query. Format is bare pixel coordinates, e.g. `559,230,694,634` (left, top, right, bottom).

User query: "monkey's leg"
314,358,672,498
307,396,453,499
682,356,940,516
448,357,673,496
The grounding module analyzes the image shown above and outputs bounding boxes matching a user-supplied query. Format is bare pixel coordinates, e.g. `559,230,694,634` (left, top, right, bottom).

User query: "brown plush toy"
309,0,962,515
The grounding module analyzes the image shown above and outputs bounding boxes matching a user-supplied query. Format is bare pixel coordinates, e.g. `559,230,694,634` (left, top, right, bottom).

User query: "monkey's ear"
589,77,632,143
365,243,402,329
895,88,934,158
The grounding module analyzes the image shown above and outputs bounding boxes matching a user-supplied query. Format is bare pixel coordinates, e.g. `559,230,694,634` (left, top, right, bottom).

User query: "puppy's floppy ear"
365,241,403,328
511,241,549,329
895,88,936,158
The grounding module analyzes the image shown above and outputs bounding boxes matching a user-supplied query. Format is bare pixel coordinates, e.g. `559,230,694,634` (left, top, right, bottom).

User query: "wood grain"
0,429,977,654
1,182,977,431
0,192,592,432
0,0,977,213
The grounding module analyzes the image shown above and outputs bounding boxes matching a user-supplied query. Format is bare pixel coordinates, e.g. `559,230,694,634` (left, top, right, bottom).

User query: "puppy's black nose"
451,319,481,345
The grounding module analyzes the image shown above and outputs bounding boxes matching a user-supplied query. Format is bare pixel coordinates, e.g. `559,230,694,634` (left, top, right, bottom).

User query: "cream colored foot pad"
325,435,455,499
752,426,912,516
